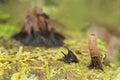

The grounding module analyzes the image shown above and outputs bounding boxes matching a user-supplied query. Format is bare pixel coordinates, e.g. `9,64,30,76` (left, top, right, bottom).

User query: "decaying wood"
88,34,103,70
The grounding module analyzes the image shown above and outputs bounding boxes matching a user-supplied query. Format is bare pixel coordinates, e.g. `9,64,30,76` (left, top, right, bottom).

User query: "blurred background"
0,0,120,65
0,0,120,36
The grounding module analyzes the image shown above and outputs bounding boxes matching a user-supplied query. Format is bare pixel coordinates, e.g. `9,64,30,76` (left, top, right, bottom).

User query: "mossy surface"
0,32,120,80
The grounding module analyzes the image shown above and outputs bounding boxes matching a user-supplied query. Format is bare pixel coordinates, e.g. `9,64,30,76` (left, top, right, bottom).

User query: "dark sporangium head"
62,47,79,64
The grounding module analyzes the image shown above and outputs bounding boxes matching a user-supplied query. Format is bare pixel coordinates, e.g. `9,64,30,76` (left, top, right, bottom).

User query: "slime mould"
12,7,65,47
88,34,103,71
62,47,79,64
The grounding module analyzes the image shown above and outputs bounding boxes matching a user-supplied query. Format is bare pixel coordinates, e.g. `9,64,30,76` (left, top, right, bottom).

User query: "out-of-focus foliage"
113,47,120,66
0,0,31,24
97,39,107,59
0,11,10,21
0,24,20,39
1,0,120,32
56,0,120,32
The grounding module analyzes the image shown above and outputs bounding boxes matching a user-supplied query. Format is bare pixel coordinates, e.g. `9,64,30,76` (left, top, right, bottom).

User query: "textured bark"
88,34,103,70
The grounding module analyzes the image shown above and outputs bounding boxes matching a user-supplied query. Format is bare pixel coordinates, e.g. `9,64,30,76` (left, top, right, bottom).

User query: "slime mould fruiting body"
12,7,65,47
62,47,79,64
89,57,103,71
88,34,103,71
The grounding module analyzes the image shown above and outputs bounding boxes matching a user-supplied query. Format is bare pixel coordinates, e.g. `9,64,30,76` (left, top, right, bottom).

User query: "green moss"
0,36,119,80
0,24,20,39
0,11,10,21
